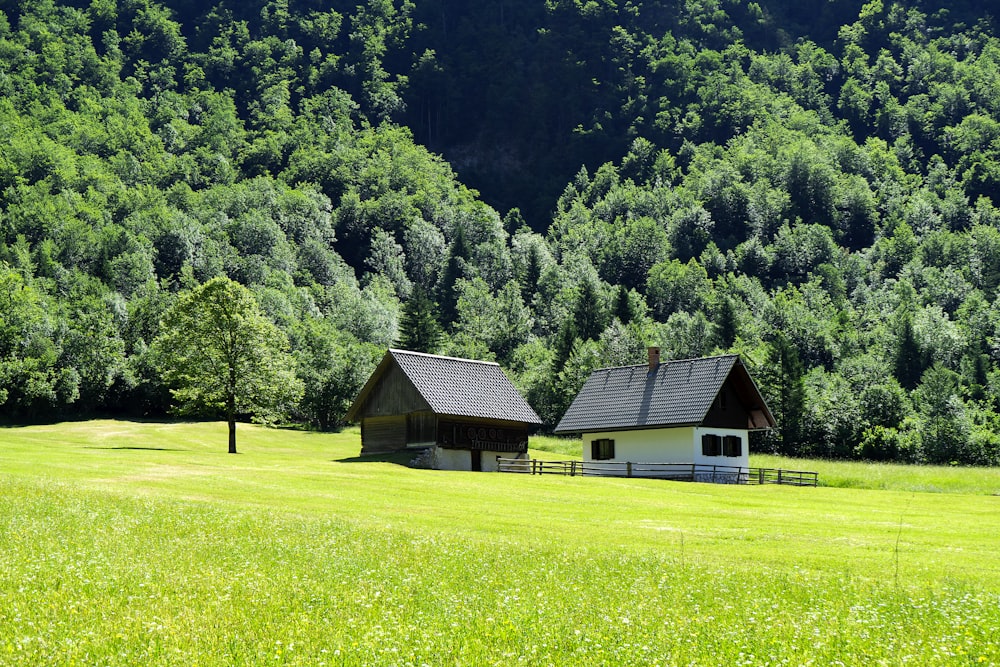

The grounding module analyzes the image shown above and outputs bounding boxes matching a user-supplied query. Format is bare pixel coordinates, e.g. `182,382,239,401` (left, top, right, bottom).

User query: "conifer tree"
521,242,543,305
715,295,738,349
612,284,637,325
893,312,924,390
397,287,443,354
769,333,807,456
572,277,607,342
551,319,579,376
437,226,470,326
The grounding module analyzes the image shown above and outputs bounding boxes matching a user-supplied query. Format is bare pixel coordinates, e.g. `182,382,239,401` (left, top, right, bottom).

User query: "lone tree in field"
152,277,303,453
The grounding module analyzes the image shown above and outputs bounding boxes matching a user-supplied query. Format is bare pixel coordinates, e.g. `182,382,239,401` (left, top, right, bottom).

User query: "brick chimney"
647,346,661,371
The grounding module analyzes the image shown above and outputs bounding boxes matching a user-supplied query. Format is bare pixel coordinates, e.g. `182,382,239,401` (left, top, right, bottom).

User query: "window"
723,435,742,457
719,391,728,411
591,438,615,460
701,434,721,457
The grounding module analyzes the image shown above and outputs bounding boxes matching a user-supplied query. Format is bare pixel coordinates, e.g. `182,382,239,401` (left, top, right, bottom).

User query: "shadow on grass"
0,416,213,429
335,450,418,467
84,446,187,452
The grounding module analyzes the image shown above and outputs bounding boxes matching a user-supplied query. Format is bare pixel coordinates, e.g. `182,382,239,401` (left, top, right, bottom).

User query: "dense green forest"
3,0,1000,465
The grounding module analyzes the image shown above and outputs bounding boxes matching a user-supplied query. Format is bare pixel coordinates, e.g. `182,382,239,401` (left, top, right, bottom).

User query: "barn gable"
348,360,431,420
347,349,541,424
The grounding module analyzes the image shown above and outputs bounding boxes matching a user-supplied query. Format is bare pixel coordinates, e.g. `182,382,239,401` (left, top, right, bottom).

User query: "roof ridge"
588,353,741,374
389,348,501,367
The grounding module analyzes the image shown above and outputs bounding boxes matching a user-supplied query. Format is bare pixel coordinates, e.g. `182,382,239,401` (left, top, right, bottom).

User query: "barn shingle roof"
554,354,773,434
347,349,542,424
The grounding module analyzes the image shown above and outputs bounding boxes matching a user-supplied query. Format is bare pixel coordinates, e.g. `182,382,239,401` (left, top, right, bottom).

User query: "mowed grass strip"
1,421,999,665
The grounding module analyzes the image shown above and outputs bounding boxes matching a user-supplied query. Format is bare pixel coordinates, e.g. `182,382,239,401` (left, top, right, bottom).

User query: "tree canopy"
2,0,1000,465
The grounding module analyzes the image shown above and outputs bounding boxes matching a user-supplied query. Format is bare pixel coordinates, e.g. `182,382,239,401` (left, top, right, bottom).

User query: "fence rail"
496,458,818,487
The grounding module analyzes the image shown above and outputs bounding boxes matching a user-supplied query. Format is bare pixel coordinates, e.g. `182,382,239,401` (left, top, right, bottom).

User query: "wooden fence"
496,458,818,487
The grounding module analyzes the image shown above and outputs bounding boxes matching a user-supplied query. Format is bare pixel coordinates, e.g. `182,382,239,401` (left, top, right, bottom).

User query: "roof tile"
390,349,541,424
554,355,742,433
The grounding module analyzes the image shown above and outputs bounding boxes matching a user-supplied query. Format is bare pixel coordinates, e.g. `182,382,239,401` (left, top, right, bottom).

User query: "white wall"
583,427,694,463
434,448,467,471
433,447,518,472
479,451,519,473
581,426,750,472
693,426,750,470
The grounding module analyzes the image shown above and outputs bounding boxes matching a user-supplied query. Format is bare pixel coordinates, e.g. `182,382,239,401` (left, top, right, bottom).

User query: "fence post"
571,460,577,477
759,468,764,485
627,462,632,477
778,469,783,485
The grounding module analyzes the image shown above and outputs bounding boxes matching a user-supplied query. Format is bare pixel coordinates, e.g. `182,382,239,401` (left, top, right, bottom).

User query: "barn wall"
436,418,529,453
435,448,471,471
406,412,437,445
361,416,407,453
481,450,527,472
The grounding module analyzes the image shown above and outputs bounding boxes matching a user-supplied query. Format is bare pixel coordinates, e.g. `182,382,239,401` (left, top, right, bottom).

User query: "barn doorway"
470,449,482,472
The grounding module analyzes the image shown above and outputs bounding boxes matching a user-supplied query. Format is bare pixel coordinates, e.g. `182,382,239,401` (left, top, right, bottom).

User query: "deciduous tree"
151,277,302,453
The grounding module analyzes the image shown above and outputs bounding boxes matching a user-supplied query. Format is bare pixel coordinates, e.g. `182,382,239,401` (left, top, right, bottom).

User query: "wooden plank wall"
361,416,407,453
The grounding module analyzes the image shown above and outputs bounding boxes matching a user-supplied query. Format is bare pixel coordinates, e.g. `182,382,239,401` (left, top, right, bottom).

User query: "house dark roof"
346,349,542,424
554,354,774,434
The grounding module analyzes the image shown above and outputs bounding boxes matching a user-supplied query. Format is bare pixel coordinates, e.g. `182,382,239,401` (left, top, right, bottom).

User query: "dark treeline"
2,0,1000,465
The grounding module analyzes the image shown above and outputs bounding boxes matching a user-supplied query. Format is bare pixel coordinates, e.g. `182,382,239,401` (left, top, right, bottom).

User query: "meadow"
1,421,999,665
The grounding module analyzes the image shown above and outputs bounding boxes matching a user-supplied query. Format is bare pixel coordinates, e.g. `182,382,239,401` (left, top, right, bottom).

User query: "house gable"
701,365,773,430
701,379,750,429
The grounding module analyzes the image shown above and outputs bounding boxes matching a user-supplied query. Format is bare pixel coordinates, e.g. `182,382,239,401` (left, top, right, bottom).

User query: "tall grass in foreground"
1,421,999,665
2,477,997,666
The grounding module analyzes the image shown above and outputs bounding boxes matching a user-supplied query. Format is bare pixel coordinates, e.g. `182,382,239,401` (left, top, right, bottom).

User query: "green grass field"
2,421,999,665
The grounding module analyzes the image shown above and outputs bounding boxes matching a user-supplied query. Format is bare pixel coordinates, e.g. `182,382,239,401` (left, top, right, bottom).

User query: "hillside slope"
2,1,1000,466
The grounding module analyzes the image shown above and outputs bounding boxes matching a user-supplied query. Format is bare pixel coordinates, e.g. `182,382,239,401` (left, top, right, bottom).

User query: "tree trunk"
228,390,237,454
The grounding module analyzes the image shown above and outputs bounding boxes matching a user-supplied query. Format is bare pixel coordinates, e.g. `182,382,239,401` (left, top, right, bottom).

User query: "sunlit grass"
753,453,1000,495
539,433,1000,496
1,421,999,665
527,432,581,458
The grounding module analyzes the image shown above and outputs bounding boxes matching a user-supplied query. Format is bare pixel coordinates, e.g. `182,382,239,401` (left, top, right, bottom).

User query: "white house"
554,349,775,479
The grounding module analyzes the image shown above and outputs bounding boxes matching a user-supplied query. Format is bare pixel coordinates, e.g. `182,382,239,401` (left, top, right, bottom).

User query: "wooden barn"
554,349,775,476
346,349,542,472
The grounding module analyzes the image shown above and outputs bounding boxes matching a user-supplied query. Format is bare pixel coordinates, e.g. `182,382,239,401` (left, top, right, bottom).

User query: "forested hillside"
3,0,1000,465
